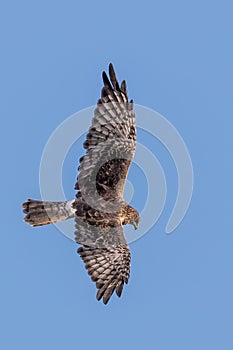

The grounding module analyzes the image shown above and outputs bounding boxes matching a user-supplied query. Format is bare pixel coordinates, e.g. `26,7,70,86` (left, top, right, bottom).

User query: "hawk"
22,64,140,304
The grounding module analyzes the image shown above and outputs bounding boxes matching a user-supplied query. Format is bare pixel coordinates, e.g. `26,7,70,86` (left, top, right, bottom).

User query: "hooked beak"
133,220,139,230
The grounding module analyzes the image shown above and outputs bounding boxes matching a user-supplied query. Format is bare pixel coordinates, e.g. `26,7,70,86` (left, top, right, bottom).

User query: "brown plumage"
22,63,140,304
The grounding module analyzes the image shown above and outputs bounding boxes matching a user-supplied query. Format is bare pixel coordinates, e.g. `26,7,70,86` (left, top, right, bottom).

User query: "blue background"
1,1,233,349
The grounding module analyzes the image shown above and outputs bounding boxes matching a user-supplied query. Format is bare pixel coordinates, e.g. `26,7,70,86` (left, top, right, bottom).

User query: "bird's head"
120,205,140,229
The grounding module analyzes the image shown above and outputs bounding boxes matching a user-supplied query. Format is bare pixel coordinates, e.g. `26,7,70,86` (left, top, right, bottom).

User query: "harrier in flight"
22,64,140,304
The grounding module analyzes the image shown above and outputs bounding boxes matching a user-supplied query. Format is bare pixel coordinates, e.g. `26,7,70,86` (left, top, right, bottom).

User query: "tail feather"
22,199,75,227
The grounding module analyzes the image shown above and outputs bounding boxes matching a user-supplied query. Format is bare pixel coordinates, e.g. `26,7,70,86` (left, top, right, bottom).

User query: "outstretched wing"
77,226,131,304
75,63,136,202
74,198,131,304
78,244,130,305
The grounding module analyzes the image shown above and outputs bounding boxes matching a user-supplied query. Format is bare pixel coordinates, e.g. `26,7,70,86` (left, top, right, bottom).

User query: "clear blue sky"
1,1,233,349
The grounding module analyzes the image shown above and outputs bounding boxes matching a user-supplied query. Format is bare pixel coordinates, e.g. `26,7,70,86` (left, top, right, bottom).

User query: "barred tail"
22,199,75,227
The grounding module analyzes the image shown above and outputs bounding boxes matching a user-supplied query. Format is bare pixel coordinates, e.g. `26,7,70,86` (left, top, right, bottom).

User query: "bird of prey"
22,64,140,304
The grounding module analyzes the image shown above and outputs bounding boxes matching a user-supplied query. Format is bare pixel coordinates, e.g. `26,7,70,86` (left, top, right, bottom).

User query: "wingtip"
108,62,114,72
102,70,108,82
115,283,124,298
102,70,112,89
121,80,127,94
109,63,120,90
103,296,110,305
